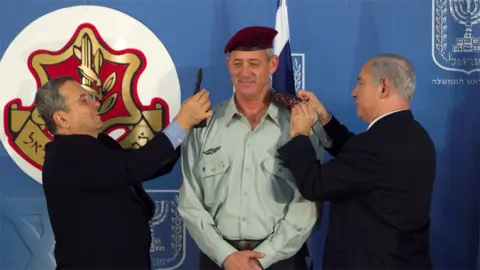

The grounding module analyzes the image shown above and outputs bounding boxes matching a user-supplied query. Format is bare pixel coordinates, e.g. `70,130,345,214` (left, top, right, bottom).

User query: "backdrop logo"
291,53,305,92
147,190,186,270
432,0,480,74
0,6,181,185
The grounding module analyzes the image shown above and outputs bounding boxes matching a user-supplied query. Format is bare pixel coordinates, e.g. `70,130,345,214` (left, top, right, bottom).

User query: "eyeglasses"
66,92,98,107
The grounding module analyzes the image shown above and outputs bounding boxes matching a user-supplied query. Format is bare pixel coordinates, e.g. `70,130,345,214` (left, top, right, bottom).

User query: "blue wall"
0,0,478,269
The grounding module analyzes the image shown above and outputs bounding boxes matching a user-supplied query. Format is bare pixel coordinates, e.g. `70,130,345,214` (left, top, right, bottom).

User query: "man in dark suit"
34,76,212,269
277,54,436,269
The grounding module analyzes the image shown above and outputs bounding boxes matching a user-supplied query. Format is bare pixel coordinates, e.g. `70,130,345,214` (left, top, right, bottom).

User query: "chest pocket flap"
198,158,231,178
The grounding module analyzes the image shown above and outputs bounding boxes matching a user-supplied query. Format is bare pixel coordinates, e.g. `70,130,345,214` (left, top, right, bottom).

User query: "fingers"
306,102,315,119
201,99,211,111
194,89,208,101
203,109,213,119
297,90,312,101
292,102,315,120
197,89,210,103
294,102,308,115
245,251,264,258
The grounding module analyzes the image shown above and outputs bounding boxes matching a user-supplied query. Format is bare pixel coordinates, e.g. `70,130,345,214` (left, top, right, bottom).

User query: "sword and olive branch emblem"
3,23,169,171
73,33,118,116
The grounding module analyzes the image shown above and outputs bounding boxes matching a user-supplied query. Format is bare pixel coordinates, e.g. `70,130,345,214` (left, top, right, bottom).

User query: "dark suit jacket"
42,132,180,270
278,110,436,270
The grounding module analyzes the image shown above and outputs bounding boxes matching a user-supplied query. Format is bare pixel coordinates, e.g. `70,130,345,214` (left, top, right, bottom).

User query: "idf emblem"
3,23,168,172
432,0,480,74
147,191,186,269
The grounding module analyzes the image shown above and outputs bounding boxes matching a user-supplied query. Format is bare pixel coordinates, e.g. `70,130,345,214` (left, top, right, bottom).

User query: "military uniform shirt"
178,95,330,268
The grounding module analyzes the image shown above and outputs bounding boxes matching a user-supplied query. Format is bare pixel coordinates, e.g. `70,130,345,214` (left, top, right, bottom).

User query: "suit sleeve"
97,122,183,180
315,115,355,157
177,130,237,267
76,128,179,190
277,134,382,201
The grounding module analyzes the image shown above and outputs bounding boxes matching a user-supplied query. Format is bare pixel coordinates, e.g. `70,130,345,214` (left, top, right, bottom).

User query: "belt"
225,239,265,250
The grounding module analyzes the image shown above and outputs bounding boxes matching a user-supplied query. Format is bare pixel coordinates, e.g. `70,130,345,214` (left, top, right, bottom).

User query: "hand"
290,102,316,137
223,250,264,270
297,90,330,124
175,89,213,131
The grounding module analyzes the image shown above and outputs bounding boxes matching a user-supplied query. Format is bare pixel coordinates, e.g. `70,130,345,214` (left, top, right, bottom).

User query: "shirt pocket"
260,158,296,204
197,157,231,206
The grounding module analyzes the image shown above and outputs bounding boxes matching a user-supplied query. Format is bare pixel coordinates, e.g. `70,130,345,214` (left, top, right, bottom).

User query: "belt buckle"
238,240,252,250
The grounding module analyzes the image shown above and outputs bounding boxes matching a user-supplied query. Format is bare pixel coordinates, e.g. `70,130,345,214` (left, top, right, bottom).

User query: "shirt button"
243,192,248,196
242,217,247,222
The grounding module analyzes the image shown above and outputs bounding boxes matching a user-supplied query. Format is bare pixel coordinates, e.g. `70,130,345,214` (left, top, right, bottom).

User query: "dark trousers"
199,243,309,270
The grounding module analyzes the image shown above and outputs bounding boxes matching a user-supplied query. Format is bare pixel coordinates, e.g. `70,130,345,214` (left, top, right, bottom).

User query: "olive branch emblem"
73,33,118,115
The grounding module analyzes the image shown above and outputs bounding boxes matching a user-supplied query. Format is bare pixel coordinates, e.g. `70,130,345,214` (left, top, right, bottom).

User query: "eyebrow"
233,57,260,61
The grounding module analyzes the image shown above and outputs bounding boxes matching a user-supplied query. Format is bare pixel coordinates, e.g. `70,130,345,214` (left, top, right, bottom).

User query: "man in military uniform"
178,26,330,270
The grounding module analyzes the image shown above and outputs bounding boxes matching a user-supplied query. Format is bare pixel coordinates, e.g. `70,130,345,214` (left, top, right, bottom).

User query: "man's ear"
53,111,69,129
379,78,391,98
225,55,231,67
269,55,279,75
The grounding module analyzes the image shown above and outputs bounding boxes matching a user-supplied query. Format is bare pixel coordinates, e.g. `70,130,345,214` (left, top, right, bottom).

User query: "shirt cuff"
162,120,186,149
254,243,276,269
311,120,333,148
321,114,332,126
211,242,237,267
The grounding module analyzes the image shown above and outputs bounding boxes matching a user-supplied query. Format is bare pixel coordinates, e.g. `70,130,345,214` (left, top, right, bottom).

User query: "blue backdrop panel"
0,0,478,269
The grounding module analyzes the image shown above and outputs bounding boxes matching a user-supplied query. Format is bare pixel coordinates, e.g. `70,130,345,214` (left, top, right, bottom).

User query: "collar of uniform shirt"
223,95,281,127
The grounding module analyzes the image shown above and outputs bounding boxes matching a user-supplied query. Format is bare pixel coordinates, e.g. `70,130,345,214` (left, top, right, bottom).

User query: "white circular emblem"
0,5,181,184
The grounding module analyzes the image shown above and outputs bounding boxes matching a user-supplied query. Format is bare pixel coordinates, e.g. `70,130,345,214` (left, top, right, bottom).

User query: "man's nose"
239,65,252,75
351,88,357,98
92,99,100,109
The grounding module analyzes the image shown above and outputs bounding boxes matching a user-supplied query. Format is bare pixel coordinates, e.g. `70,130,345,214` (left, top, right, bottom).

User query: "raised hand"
175,89,213,131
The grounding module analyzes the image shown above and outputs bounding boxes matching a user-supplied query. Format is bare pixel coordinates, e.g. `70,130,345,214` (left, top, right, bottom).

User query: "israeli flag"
272,0,296,95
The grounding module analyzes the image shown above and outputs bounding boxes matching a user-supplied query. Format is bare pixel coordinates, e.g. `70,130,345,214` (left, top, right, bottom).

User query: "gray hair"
370,54,416,100
34,76,75,134
266,48,274,60
227,48,275,60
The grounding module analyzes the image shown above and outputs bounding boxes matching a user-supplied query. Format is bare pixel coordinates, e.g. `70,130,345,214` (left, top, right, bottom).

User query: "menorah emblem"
149,200,169,252
449,0,480,52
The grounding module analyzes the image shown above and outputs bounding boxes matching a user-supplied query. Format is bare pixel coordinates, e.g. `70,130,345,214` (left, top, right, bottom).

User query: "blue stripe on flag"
272,40,295,95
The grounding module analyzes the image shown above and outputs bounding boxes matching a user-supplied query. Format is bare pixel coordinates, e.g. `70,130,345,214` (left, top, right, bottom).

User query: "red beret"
224,26,278,54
